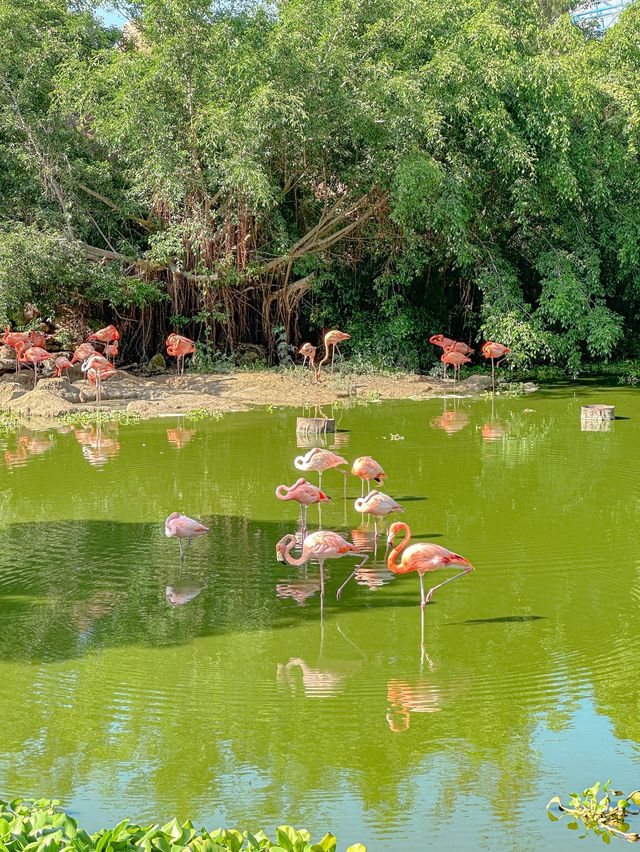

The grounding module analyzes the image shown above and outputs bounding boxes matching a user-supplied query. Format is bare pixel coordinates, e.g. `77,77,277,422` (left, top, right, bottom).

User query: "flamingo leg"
318,471,322,490
178,538,184,560
424,568,472,605
330,346,335,374
33,364,37,389
366,479,371,494
341,468,347,500
319,560,325,614
419,574,426,609
491,358,495,393
360,479,364,499
335,552,370,600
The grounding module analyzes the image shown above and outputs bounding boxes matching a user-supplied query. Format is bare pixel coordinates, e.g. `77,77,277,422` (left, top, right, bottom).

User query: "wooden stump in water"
296,417,335,435
581,404,614,432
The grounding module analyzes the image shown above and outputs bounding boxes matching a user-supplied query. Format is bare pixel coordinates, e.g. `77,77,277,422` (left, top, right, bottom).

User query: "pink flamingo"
441,347,471,386
166,333,195,375
70,342,96,365
88,324,120,354
354,490,404,535
104,340,119,363
448,341,473,356
16,342,54,387
275,477,331,532
340,521,474,608
298,343,317,375
2,328,30,374
81,353,115,404
294,447,349,497
315,329,350,379
165,512,209,559
429,334,455,379
351,456,387,498
276,529,368,608
481,341,510,392
53,356,73,379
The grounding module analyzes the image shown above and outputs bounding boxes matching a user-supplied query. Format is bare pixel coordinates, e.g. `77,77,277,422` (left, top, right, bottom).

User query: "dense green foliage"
0,799,365,852
3,0,640,368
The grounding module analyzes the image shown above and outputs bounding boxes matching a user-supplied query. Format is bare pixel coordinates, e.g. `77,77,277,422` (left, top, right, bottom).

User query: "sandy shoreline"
0,368,508,422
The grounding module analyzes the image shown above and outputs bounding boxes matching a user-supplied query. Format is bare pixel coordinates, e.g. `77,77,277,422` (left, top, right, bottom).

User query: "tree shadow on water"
0,514,417,663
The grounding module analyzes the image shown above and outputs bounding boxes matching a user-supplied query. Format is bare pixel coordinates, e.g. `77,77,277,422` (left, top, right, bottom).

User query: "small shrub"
547,781,640,843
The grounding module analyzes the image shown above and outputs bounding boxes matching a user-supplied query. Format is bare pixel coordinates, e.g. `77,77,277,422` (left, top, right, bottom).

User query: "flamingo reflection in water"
429,397,469,435
276,578,322,606
349,526,396,587
166,584,203,606
482,396,508,442
5,433,55,469
165,512,209,560
276,530,368,611
74,424,120,467
166,425,197,449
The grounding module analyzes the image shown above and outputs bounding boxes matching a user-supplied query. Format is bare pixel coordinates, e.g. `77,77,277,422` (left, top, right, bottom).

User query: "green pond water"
1,384,639,850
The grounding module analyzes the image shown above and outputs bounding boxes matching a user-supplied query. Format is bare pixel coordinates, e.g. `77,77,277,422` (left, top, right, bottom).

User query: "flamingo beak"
276,549,285,563
452,555,474,571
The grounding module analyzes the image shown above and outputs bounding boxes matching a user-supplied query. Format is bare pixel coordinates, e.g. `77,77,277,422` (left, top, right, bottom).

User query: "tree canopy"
2,0,640,368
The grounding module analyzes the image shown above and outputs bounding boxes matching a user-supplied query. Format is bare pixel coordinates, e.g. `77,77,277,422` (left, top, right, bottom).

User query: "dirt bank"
0,368,508,421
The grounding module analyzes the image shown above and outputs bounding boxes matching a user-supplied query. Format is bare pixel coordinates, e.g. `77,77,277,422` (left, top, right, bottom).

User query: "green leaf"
346,845,367,852
311,835,336,852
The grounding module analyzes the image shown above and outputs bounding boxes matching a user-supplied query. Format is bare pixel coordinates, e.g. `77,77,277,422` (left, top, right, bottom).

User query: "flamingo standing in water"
276,478,331,532
276,530,368,608
294,447,349,497
354,490,404,535
165,512,209,559
166,333,195,375
481,341,510,392
441,347,471,387
315,329,350,379
53,356,73,379
298,343,317,376
338,521,473,607
16,342,54,387
351,456,387,498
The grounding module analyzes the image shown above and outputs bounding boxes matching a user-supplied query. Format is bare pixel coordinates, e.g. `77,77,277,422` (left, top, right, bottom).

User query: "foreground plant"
547,781,640,843
59,411,142,426
0,799,365,852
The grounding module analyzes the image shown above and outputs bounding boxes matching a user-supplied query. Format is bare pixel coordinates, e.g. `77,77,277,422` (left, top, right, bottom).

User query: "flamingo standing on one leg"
166,333,196,376
298,343,317,377
16,342,54,388
315,330,350,380
53,356,73,380
294,447,349,497
165,512,209,560
354,490,404,536
351,456,387,498
429,334,456,379
338,521,474,608
441,347,471,389
481,341,510,392
276,529,368,610
275,478,331,533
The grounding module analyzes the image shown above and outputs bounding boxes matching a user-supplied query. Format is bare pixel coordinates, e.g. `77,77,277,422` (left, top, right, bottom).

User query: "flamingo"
429,334,455,379
448,341,473,356
53,356,73,379
88,324,120,353
276,529,368,608
354,490,404,535
16,342,54,387
441,347,471,387
294,447,349,496
481,341,510,392
275,477,331,532
80,353,115,404
70,342,96,365
298,343,317,375
343,521,473,609
2,328,30,374
315,329,350,379
351,456,387,498
166,333,195,375
165,512,209,559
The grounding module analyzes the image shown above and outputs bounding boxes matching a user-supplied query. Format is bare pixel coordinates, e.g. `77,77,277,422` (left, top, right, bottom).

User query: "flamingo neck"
275,484,291,501
284,536,307,567
387,525,411,575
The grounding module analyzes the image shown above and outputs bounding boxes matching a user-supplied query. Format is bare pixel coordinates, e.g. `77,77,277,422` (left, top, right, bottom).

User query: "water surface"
1,384,639,850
